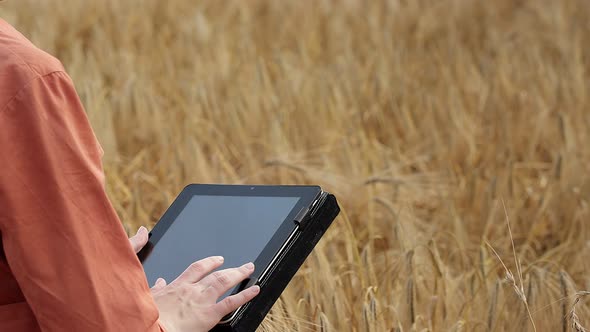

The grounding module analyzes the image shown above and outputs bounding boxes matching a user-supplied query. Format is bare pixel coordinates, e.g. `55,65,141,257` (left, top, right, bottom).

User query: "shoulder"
0,21,66,109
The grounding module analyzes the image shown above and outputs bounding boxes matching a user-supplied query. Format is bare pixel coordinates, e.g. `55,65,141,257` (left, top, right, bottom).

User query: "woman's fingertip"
251,285,260,294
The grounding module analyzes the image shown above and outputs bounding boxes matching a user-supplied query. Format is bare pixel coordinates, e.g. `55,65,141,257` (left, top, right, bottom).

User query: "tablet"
138,184,340,331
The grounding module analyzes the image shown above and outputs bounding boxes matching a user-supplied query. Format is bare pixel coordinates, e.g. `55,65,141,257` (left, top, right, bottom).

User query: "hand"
129,226,149,254
150,256,260,332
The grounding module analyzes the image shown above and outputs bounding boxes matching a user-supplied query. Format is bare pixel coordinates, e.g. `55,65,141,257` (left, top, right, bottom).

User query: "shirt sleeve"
0,71,165,331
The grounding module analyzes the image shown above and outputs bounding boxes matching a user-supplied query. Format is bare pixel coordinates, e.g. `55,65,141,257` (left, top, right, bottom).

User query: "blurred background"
2,0,590,331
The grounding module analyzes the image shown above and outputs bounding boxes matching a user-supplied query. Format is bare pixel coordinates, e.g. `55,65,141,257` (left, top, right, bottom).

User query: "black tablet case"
211,193,340,332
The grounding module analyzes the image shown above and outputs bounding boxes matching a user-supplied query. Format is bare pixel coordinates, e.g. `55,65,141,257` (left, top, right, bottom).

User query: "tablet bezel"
139,184,322,296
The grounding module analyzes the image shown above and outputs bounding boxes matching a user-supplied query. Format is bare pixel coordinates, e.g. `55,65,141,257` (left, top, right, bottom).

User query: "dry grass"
3,0,590,330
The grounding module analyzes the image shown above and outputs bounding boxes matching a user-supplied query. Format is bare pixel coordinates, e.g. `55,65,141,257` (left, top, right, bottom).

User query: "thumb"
129,226,149,253
151,278,167,292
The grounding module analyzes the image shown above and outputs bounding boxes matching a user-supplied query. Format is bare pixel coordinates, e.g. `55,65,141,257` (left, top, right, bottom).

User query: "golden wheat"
2,0,590,330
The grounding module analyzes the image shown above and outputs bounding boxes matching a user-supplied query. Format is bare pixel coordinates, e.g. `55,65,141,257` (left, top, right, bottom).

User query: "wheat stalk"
568,291,590,332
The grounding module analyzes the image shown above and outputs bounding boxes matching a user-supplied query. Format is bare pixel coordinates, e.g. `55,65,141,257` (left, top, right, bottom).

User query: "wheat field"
3,0,590,331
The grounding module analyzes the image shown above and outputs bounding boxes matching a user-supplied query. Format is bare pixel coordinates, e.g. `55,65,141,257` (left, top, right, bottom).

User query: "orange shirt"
0,19,164,331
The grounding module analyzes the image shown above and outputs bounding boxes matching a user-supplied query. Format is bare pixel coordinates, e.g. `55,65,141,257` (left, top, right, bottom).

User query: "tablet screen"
141,195,300,299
